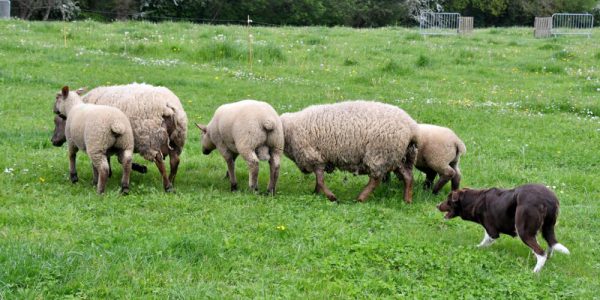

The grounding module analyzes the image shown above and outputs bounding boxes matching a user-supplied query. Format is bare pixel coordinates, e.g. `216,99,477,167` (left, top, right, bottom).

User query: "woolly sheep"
196,100,284,195
52,115,148,176
53,86,134,194
280,100,419,202
414,124,466,194
77,83,187,192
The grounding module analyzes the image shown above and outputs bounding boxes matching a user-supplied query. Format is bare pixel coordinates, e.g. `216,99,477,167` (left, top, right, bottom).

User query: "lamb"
414,124,466,194
73,83,187,192
196,100,284,195
280,100,419,202
52,114,148,175
53,86,134,194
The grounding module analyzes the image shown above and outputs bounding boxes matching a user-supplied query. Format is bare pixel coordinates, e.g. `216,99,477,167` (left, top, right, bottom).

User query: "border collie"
437,184,570,273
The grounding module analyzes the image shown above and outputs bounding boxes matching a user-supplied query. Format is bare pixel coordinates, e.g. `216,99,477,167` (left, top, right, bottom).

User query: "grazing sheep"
79,83,188,192
196,100,284,195
52,114,148,176
53,86,134,194
280,100,418,202
415,124,466,194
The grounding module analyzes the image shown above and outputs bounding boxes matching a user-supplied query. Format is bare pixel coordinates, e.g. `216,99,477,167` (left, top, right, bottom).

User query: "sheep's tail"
456,140,467,156
111,122,126,136
164,102,188,151
262,119,275,131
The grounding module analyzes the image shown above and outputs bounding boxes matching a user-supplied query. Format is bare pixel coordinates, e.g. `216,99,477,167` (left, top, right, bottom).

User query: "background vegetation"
10,0,600,27
0,19,599,298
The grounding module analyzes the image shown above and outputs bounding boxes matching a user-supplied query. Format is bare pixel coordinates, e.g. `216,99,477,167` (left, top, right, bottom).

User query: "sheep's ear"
451,191,460,202
61,86,69,98
75,87,87,95
195,123,207,134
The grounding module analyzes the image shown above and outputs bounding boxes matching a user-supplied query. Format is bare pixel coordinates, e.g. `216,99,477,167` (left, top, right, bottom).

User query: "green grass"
0,20,599,298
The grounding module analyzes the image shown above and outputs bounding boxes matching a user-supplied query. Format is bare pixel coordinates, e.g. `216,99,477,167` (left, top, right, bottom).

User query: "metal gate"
420,12,461,35
551,13,594,37
0,0,10,19
534,17,552,38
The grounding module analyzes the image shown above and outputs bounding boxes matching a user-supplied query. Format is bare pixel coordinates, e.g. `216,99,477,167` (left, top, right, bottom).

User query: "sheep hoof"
132,163,147,174
326,195,338,202
164,185,175,193
121,187,130,195
230,184,238,192
70,173,79,183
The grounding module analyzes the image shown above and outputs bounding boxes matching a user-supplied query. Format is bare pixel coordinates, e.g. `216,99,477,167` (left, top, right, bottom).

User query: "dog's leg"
532,251,547,273
477,229,496,247
516,206,547,272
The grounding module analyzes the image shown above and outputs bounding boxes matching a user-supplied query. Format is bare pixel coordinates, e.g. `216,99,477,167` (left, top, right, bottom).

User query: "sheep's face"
195,123,216,155
51,115,67,147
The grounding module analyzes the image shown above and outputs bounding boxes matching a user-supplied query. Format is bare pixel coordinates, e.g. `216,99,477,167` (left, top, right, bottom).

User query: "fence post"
534,17,552,38
459,17,473,34
0,0,10,19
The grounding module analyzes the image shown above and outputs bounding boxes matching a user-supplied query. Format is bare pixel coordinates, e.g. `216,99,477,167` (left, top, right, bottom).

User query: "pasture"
0,20,599,298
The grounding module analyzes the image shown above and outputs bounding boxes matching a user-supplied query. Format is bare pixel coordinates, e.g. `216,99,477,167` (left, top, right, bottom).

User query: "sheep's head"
54,85,69,119
51,115,67,147
195,123,216,155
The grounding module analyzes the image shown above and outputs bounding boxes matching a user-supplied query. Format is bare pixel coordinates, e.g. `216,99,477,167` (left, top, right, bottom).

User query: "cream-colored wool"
280,100,418,202
54,86,134,194
415,124,466,194
197,100,284,195
80,83,188,192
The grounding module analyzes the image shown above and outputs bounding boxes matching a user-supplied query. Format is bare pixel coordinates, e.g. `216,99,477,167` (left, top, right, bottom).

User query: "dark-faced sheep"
52,114,148,176
196,100,284,195
52,83,188,192
280,100,418,202
53,86,134,194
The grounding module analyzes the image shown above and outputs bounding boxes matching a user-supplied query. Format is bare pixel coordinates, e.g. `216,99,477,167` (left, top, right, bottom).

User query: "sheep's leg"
107,155,112,178
119,150,133,195
396,142,417,203
223,153,238,180
394,167,414,203
224,153,238,192
241,151,259,192
357,176,382,202
432,166,456,195
422,168,437,190
91,154,110,194
167,149,180,186
267,150,281,196
68,143,79,183
154,153,173,192
315,168,337,201
450,161,461,191
92,164,99,186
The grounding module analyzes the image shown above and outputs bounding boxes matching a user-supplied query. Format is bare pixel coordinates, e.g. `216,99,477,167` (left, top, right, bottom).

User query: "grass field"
0,19,599,298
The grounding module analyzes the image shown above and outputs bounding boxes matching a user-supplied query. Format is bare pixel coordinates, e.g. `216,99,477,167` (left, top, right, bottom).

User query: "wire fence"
419,12,461,35
551,13,594,37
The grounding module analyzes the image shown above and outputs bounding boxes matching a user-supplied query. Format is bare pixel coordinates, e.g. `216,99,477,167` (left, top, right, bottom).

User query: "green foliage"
415,54,431,67
382,60,413,76
0,21,599,298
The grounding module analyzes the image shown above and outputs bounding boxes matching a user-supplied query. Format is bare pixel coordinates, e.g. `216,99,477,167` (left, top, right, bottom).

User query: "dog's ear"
451,190,460,202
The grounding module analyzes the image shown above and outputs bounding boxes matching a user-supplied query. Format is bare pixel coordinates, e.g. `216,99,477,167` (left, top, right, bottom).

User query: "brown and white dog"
437,184,570,273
